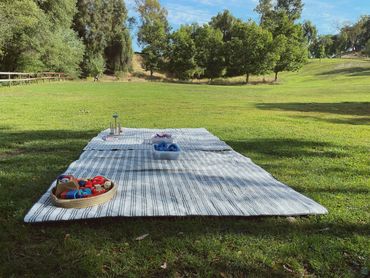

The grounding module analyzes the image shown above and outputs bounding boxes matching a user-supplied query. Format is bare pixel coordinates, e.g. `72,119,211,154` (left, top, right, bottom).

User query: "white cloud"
166,3,214,25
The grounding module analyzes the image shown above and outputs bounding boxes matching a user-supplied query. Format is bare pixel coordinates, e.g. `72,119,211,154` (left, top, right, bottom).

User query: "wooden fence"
0,72,66,86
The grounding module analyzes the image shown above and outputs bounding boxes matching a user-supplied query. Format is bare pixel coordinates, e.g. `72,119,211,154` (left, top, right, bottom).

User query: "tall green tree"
104,0,133,73
135,0,170,76
364,39,370,56
273,31,307,80
227,21,280,83
209,10,242,77
0,0,84,76
254,0,273,24
275,0,303,21
166,26,199,80
74,0,132,76
256,1,307,81
209,10,240,42
302,20,317,45
74,0,110,75
255,0,303,23
192,24,225,80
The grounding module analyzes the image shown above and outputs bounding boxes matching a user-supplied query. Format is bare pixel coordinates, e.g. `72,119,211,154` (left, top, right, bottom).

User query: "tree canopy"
0,0,84,76
1,0,368,81
135,0,170,76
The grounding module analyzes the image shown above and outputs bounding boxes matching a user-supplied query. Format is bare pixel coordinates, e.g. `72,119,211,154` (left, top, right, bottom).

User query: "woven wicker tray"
51,182,117,209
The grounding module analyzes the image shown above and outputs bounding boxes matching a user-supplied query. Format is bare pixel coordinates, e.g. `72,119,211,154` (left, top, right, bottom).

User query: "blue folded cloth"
154,143,180,152
155,142,168,151
167,144,179,152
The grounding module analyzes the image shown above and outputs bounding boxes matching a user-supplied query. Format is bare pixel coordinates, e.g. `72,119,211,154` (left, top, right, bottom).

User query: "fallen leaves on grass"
283,264,294,273
135,233,149,241
160,262,167,269
286,216,297,223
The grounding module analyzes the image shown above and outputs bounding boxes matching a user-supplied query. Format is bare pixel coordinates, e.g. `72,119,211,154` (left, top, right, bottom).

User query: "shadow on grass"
226,138,347,159
256,102,370,116
318,67,370,76
291,115,370,126
0,128,97,219
225,138,368,195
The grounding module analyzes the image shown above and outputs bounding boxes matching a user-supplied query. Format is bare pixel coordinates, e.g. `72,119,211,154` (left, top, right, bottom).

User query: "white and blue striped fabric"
84,128,232,151
24,128,327,223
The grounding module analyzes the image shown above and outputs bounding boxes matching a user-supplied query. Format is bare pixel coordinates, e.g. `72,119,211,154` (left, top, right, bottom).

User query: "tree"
166,26,199,80
275,0,303,21
261,11,307,81
192,24,225,80
255,0,303,22
254,0,273,24
209,10,240,42
135,0,170,76
104,0,133,73
273,34,307,80
302,20,317,46
209,10,243,77
37,0,77,28
0,0,84,76
227,21,279,83
364,39,370,56
74,0,132,76
74,0,111,75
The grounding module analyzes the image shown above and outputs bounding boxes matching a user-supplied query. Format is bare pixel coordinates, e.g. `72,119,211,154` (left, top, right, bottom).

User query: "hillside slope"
128,55,370,84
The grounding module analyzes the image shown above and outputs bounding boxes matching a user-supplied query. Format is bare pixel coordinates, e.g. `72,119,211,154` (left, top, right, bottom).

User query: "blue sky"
127,0,370,51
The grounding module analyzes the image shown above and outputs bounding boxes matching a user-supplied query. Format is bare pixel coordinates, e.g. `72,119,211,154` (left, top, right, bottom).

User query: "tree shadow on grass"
225,138,368,195
256,102,370,116
291,115,370,126
0,128,97,219
318,67,370,77
226,138,347,159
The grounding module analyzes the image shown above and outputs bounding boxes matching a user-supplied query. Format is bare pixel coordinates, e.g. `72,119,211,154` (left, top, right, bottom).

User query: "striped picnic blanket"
84,128,232,151
24,128,327,223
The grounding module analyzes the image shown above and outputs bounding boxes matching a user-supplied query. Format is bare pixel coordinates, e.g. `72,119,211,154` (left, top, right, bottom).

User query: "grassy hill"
0,59,369,277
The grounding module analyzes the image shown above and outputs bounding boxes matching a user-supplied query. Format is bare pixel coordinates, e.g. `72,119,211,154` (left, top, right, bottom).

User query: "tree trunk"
150,69,153,77
246,73,250,84
274,72,278,82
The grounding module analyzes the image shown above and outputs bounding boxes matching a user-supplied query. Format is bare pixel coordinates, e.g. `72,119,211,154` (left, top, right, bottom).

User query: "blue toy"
78,180,87,186
167,144,179,152
78,188,92,198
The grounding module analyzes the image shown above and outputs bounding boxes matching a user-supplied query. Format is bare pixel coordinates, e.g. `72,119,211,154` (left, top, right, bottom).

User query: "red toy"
92,176,106,185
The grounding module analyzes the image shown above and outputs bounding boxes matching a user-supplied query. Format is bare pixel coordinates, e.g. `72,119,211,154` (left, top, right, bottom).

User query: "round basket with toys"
51,175,117,208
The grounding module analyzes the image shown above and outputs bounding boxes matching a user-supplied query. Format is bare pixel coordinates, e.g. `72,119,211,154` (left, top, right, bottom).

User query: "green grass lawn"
0,58,369,277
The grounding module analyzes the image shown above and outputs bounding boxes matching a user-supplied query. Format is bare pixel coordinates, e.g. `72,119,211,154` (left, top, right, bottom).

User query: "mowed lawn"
0,59,369,277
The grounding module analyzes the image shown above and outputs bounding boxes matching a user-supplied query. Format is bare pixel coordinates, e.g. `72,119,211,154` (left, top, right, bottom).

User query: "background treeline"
136,0,370,82
0,0,132,77
136,0,308,82
1,0,369,80
304,16,370,58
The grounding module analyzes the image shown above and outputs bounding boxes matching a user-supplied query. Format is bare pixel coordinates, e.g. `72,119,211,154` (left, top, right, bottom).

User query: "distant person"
94,74,99,82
